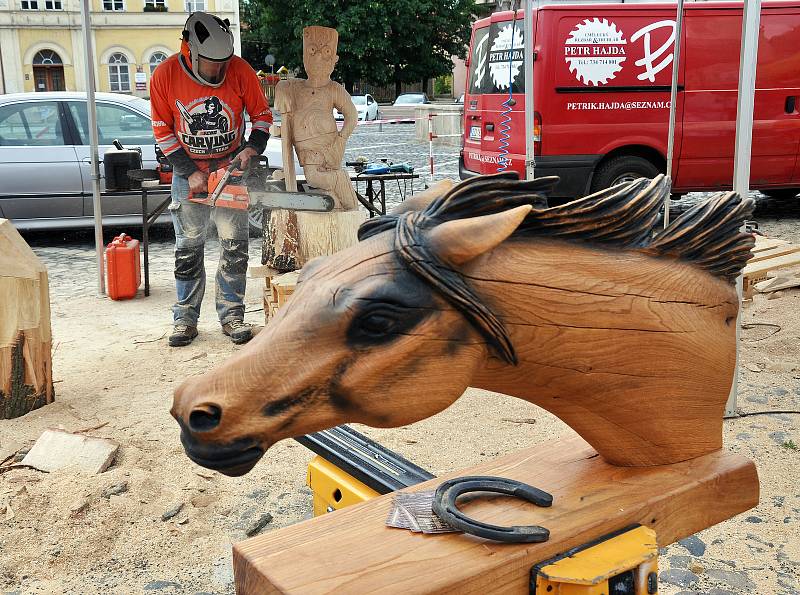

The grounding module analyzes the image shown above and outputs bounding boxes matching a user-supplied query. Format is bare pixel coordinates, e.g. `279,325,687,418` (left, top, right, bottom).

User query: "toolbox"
105,233,141,300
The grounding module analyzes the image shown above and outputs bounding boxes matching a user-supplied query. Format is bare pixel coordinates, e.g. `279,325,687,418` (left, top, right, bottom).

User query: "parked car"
0,92,162,231
0,92,297,233
393,93,431,106
334,94,380,121
460,2,800,199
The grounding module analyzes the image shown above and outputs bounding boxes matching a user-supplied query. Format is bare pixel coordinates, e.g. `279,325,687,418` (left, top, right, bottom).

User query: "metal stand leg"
366,180,376,218
142,187,150,297
141,194,171,298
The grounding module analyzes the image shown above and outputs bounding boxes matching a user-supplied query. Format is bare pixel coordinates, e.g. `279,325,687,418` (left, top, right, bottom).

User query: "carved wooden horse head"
172,173,754,476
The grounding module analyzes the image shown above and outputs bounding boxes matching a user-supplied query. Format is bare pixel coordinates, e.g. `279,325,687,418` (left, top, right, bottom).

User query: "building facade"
0,0,240,96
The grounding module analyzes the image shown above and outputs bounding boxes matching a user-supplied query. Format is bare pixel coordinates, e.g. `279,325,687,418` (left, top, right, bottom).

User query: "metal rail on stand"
126,170,171,297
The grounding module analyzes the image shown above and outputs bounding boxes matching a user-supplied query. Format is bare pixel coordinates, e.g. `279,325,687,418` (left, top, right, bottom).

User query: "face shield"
196,55,231,87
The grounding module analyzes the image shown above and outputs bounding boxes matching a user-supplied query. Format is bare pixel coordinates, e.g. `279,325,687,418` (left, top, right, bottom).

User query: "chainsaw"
188,156,335,213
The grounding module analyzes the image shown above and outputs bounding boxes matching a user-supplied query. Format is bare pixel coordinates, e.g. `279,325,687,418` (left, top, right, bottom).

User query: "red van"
460,1,800,198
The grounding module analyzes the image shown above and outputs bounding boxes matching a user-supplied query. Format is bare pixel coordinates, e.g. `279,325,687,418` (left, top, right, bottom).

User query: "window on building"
20,0,39,9
33,50,62,66
108,53,131,92
149,52,168,74
144,0,166,8
103,0,124,10
185,0,206,12
44,0,63,9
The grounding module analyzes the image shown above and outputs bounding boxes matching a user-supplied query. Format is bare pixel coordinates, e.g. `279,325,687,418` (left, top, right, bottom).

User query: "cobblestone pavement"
17,124,800,595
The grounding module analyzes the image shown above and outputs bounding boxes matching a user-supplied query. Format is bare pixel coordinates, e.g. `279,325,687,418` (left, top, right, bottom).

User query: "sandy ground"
1,192,799,595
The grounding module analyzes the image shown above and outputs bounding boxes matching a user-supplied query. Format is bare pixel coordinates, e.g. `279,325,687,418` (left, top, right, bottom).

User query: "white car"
334,94,380,121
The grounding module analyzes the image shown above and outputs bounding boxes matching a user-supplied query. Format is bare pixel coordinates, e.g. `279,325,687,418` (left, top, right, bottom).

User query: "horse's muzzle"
177,422,265,477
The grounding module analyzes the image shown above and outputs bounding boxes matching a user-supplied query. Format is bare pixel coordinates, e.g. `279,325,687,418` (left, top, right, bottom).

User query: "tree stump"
0,219,54,418
262,209,365,272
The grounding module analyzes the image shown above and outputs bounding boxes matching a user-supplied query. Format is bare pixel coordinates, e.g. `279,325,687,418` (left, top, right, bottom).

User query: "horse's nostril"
188,404,222,432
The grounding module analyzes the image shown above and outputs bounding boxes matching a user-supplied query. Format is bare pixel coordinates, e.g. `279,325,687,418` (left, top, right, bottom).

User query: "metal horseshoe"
432,476,553,543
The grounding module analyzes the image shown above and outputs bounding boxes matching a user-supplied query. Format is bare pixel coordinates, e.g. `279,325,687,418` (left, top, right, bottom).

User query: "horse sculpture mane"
362,172,753,278
358,173,754,365
172,173,757,476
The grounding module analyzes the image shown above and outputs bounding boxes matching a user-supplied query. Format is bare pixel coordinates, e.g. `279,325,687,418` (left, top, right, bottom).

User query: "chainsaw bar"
247,190,335,212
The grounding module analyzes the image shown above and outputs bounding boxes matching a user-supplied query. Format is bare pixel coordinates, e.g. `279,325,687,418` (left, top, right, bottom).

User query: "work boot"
222,319,253,345
169,324,198,347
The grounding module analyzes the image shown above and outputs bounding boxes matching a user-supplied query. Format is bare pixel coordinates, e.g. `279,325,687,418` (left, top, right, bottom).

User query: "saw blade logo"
565,18,627,86
488,24,524,91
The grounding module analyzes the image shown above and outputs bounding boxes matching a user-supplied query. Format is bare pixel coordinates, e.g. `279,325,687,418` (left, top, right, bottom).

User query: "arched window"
149,51,168,74
108,52,130,92
33,50,63,66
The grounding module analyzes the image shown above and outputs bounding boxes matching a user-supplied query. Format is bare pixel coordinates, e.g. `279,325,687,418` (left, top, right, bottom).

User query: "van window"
467,19,525,95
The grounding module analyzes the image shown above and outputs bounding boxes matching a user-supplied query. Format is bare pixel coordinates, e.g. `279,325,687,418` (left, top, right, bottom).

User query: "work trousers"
169,173,250,327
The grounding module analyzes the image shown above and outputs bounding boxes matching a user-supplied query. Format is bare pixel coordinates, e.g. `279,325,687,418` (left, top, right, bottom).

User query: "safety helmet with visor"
182,12,234,87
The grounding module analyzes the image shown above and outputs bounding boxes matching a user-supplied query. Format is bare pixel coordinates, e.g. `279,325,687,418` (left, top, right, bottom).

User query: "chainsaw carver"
150,12,273,347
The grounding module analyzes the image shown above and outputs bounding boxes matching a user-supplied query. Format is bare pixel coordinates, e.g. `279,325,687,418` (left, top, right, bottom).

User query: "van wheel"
760,188,799,199
591,156,661,193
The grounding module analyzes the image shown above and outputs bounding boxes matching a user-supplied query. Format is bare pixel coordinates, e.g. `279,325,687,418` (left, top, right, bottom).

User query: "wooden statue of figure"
263,25,363,272
173,173,755,476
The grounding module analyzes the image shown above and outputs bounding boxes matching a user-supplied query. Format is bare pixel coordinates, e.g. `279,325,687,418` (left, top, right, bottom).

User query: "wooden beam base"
233,436,758,594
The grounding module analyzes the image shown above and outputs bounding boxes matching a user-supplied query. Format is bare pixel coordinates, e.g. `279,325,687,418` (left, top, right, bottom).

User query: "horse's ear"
425,205,532,266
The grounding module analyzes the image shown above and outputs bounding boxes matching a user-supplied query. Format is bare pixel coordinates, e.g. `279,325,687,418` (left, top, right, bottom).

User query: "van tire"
591,156,661,193
760,188,799,200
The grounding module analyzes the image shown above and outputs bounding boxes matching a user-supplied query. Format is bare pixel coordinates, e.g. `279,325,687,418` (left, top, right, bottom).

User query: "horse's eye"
346,299,429,348
358,312,397,336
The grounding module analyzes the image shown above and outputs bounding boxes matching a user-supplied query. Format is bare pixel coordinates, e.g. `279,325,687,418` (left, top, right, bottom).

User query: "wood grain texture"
232,437,759,594
0,219,54,418
172,174,753,476
469,239,738,466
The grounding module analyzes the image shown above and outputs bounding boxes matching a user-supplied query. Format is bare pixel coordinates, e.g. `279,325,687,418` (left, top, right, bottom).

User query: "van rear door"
462,11,527,176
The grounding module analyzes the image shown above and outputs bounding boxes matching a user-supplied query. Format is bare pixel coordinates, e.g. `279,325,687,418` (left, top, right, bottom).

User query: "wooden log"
0,219,54,418
262,209,300,273
233,437,758,594
295,210,365,264
262,209,365,274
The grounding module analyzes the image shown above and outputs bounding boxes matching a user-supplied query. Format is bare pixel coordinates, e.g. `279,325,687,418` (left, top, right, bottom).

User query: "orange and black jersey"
150,53,272,175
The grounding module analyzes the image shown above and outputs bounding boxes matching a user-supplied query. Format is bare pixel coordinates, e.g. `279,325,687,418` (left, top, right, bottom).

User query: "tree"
240,0,476,95
384,0,475,95
240,0,274,70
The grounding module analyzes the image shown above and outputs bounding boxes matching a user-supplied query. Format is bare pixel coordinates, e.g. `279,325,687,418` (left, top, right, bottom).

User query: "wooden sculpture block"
0,219,54,418
172,173,760,593
232,437,759,594
263,26,363,272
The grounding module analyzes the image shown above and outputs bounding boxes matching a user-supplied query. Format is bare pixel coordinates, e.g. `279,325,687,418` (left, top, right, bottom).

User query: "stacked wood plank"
0,219,54,418
743,236,800,298
264,271,299,320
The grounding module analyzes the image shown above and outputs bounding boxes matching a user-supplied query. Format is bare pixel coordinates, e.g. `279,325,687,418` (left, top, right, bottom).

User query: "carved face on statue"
303,26,338,81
